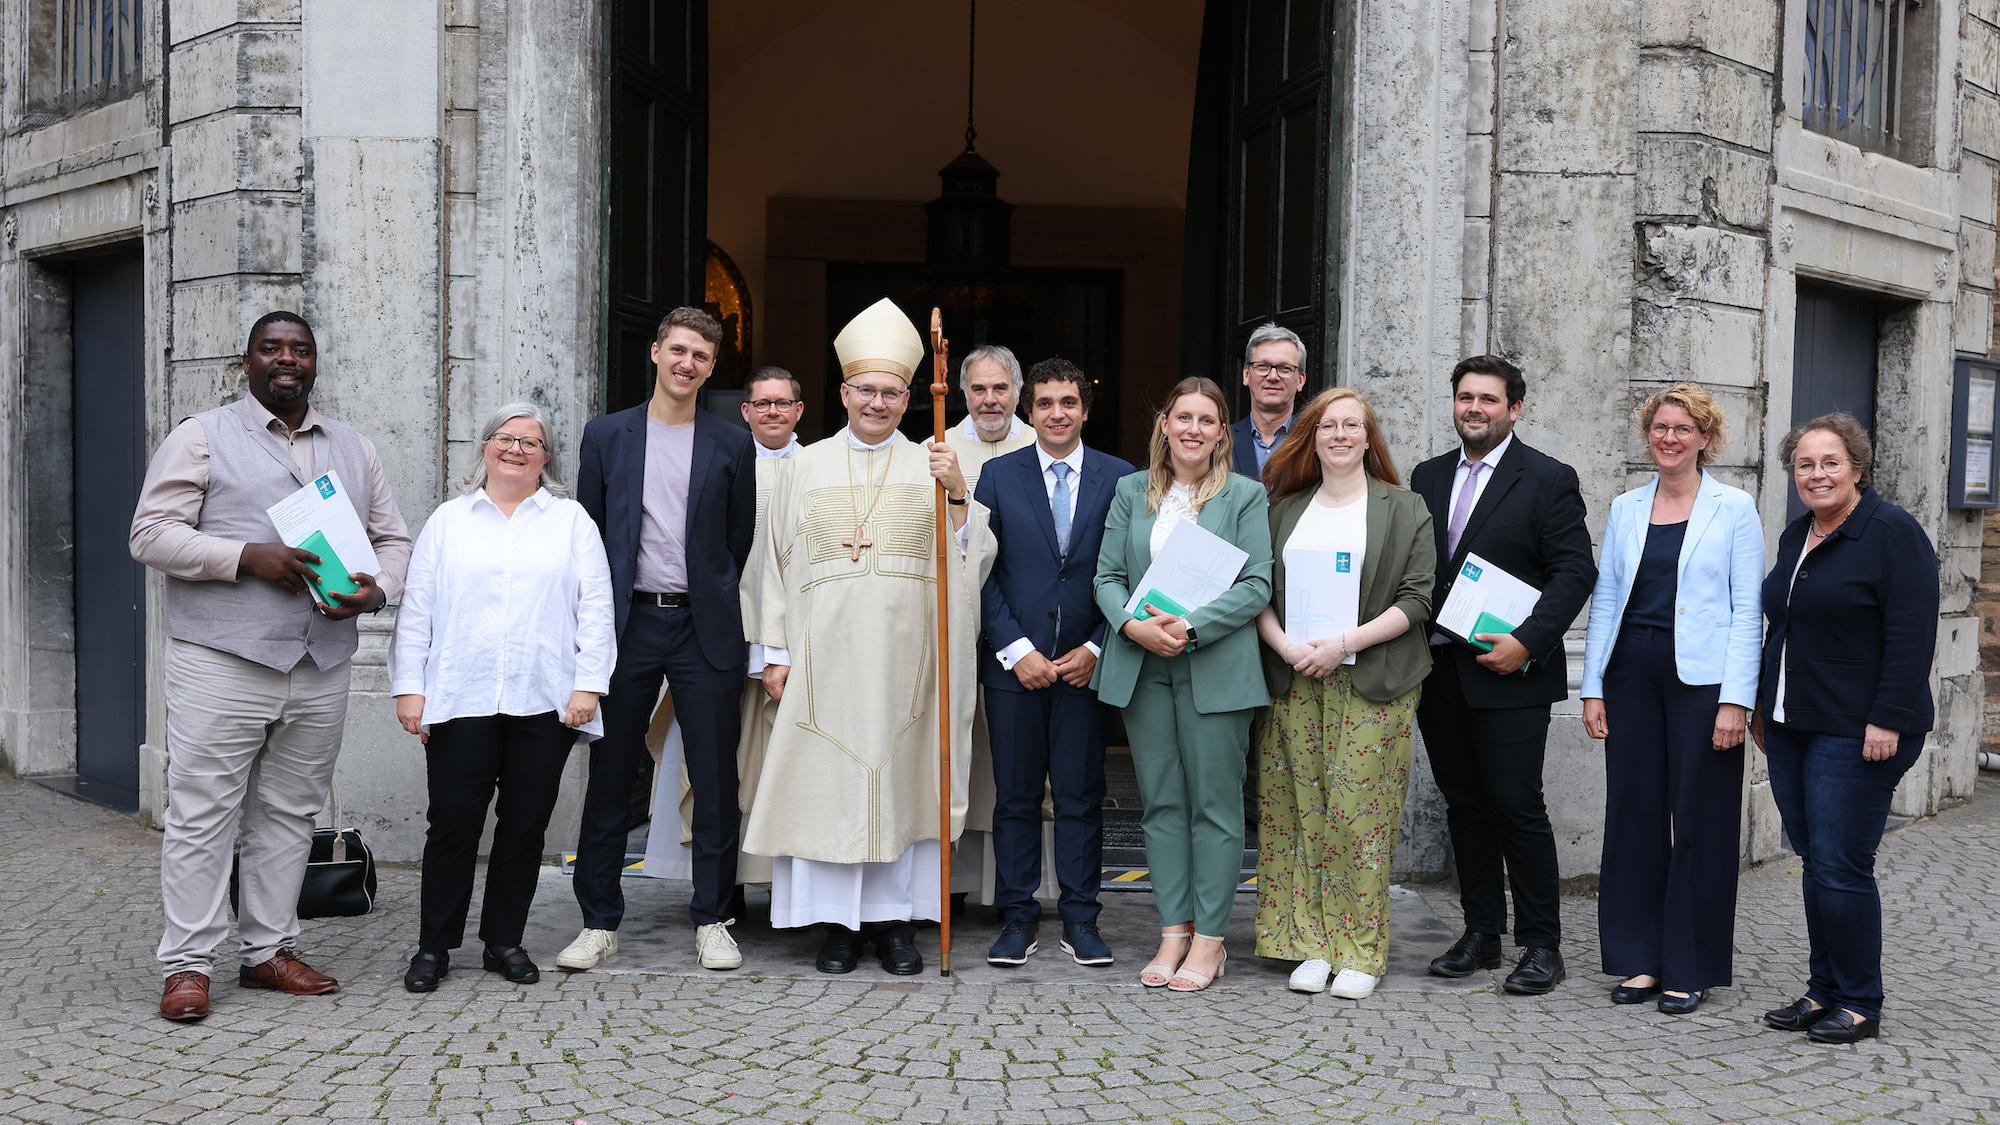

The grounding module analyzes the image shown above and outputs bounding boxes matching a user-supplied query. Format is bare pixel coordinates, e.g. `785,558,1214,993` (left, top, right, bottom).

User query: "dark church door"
605,0,707,412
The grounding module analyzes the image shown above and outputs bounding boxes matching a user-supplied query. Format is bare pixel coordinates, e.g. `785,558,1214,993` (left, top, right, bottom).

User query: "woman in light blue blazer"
1579,382,1763,1015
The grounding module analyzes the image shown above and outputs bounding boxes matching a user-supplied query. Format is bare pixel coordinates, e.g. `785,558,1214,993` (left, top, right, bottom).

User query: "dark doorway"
69,248,146,812
604,0,707,412
822,266,1124,454
1791,282,1883,520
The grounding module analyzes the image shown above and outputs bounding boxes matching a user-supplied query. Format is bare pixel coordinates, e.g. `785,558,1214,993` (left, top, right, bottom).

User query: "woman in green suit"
1251,388,1434,1000
1093,376,1273,992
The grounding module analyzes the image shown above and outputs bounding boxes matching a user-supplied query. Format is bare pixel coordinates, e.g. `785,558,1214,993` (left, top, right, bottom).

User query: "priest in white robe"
744,298,996,975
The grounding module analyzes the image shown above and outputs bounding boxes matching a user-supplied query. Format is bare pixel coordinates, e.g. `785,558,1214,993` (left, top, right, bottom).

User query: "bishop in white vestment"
743,299,996,975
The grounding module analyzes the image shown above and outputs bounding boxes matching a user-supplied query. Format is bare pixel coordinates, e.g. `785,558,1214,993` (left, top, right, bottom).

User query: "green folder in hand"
299,530,360,607
1464,610,1515,653
1131,589,1191,621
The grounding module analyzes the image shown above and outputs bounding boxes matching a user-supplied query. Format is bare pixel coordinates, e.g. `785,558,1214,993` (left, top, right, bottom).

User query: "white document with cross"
1433,552,1541,653
1283,548,1362,665
1121,518,1250,618
264,469,381,574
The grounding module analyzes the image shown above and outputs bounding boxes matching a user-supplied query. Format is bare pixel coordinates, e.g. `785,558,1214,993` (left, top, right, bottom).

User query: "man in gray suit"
131,311,412,1022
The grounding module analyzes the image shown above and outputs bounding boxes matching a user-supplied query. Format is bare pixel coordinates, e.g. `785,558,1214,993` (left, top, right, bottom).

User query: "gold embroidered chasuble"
740,429,995,864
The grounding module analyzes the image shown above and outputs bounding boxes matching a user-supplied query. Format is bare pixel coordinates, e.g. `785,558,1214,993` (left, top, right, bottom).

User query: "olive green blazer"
1091,472,1274,714
1261,479,1436,702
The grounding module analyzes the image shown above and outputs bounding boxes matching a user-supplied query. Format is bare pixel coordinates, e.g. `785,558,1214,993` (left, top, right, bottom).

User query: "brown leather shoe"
160,971,210,1022
239,949,338,995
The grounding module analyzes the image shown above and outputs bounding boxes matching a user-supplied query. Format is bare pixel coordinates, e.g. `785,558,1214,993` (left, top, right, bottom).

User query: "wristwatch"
946,493,968,506
1183,624,1199,651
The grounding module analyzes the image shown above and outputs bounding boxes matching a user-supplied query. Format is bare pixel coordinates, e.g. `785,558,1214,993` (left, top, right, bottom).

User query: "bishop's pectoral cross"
842,523,873,562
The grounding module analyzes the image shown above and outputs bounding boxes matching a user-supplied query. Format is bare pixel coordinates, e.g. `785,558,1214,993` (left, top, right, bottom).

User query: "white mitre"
833,297,924,385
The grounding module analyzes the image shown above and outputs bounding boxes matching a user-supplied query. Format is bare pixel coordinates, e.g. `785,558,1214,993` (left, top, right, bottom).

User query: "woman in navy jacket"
1752,412,1937,1045
1579,383,1763,1015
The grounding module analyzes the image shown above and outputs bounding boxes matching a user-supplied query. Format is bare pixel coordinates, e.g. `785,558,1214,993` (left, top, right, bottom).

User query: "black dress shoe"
404,950,449,993
1806,1009,1881,1044
1657,989,1706,1015
481,945,539,984
1502,947,1565,995
1428,931,1502,978
816,925,864,974
1763,997,1831,1031
874,925,924,975
1609,980,1662,1005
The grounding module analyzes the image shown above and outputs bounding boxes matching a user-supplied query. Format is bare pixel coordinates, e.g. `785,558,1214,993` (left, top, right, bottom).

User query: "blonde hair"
1638,381,1727,468
1145,377,1235,514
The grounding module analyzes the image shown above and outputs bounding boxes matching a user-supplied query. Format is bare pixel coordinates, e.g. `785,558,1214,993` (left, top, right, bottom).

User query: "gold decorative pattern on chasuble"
800,484,937,571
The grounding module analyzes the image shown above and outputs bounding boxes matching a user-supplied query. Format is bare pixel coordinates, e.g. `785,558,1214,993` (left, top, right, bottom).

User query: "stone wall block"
1965,87,2000,162
1462,217,1491,300
1497,0,1638,174
170,0,302,44
446,28,480,112
1944,543,1981,615
1956,288,1995,354
1744,782,1786,864
171,276,304,362
446,0,480,26
169,195,302,280
1469,0,1497,50
1461,298,1490,355
1968,19,2000,96
1980,0,2000,27
1636,136,1771,229
1635,50,1773,153
1464,134,1494,219
1467,52,1495,135
446,195,476,276
447,273,476,361
169,112,302,200
1961,222,1997,289
167,361,240,423
1637,224,1768,310
1632,300,1763,388
1637,0,1778,72
1967,156,1999,226
168,31,303,125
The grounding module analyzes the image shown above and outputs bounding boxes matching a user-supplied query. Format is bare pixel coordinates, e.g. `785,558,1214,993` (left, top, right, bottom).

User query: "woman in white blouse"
389,403,615,992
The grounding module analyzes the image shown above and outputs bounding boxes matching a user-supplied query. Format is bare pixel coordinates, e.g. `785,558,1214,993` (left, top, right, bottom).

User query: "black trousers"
574,601,745,928
985,683,1106,927
1416,651,1562,948
1597,626,1742,991
419,711,572,952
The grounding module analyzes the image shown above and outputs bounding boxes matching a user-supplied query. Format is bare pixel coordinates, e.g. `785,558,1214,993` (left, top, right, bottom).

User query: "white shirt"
1772,543,1811,723
389,488,616,739
1447,432,1513,520
956,414,1028,442
1151,481,1200,555
756,435,801,460
994,444,1101,671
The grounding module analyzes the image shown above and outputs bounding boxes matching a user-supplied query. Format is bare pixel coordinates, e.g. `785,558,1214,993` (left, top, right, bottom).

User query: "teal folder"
1464,610,1515,653
1131,589,1191,621
299,530,360,606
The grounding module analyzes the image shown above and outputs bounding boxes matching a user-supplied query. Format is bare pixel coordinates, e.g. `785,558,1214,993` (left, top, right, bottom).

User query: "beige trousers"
157,639,350,977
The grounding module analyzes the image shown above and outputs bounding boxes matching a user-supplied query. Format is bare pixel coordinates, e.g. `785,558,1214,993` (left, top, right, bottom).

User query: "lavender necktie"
1446,460,1486,557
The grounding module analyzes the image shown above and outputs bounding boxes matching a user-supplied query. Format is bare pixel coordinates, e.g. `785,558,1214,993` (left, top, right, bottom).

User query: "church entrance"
601,0,1342,464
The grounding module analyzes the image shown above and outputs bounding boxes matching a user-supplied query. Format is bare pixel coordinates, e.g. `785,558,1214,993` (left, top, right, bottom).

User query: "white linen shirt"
389,488,616,740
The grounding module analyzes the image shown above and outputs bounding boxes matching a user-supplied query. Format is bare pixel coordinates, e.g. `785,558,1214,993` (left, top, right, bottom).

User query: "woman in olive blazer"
1093,377,1273,993
1248,388,1433,1000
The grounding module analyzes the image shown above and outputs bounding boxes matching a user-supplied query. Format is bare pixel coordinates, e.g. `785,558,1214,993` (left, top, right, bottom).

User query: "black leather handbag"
230,786,377,919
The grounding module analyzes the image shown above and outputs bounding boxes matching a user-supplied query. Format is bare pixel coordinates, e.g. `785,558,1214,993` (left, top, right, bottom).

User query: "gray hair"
464,402,570,497
959,344,1023,397
1244,323,1308,372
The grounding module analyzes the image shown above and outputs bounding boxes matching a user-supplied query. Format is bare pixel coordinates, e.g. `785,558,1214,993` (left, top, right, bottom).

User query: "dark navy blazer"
1229,416,1263,481
973,443,1136,694
575,404,756,670
1758,487,1938,737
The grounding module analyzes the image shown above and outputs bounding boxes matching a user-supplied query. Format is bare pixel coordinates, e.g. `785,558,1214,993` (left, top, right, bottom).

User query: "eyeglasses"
748,398,799,413
487,435,546,453
1248,362,1301,379
1793,458,1849,478
1649,423,1698,440
1316,419,1367,435
844,382,909,404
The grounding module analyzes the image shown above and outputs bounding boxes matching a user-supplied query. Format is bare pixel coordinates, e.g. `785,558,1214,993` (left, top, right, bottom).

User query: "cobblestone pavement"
2,773,1997,1124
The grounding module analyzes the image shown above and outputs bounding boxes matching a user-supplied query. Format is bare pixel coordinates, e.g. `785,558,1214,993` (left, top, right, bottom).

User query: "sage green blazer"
1261,479,1436,702
1091,472,1274,713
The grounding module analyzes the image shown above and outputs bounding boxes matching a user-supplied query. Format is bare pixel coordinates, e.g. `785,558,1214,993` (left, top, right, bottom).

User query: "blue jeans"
1763,721,1923,1020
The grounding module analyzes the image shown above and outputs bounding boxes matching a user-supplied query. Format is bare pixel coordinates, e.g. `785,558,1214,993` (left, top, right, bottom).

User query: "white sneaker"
695,919,742,970
555,928,617,971
1288,959,1332,993
1328,969,1379,999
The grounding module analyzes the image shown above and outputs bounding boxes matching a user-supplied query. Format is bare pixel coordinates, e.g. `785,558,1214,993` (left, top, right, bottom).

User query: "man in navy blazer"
1229,322,1309,480
1409,355,1596,996
973,358,1135,968
562,307,756,974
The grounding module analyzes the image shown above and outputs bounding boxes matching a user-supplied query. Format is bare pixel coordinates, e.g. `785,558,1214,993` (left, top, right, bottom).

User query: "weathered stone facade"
1,0,1986,870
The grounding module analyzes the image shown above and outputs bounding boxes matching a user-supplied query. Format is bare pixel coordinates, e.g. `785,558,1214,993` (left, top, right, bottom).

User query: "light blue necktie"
1051,462,1073,555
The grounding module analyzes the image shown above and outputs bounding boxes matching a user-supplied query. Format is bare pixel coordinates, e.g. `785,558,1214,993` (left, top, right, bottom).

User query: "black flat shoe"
1503,947,1565,995
1610,980,1662,1005
875,926,923,976
404,950,448,993
1763,997,1830,1031
1428,931,1502,978
481,945,539,984
1807,1009,1880,1044
816,926,863,974
1657,989,1706,1015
